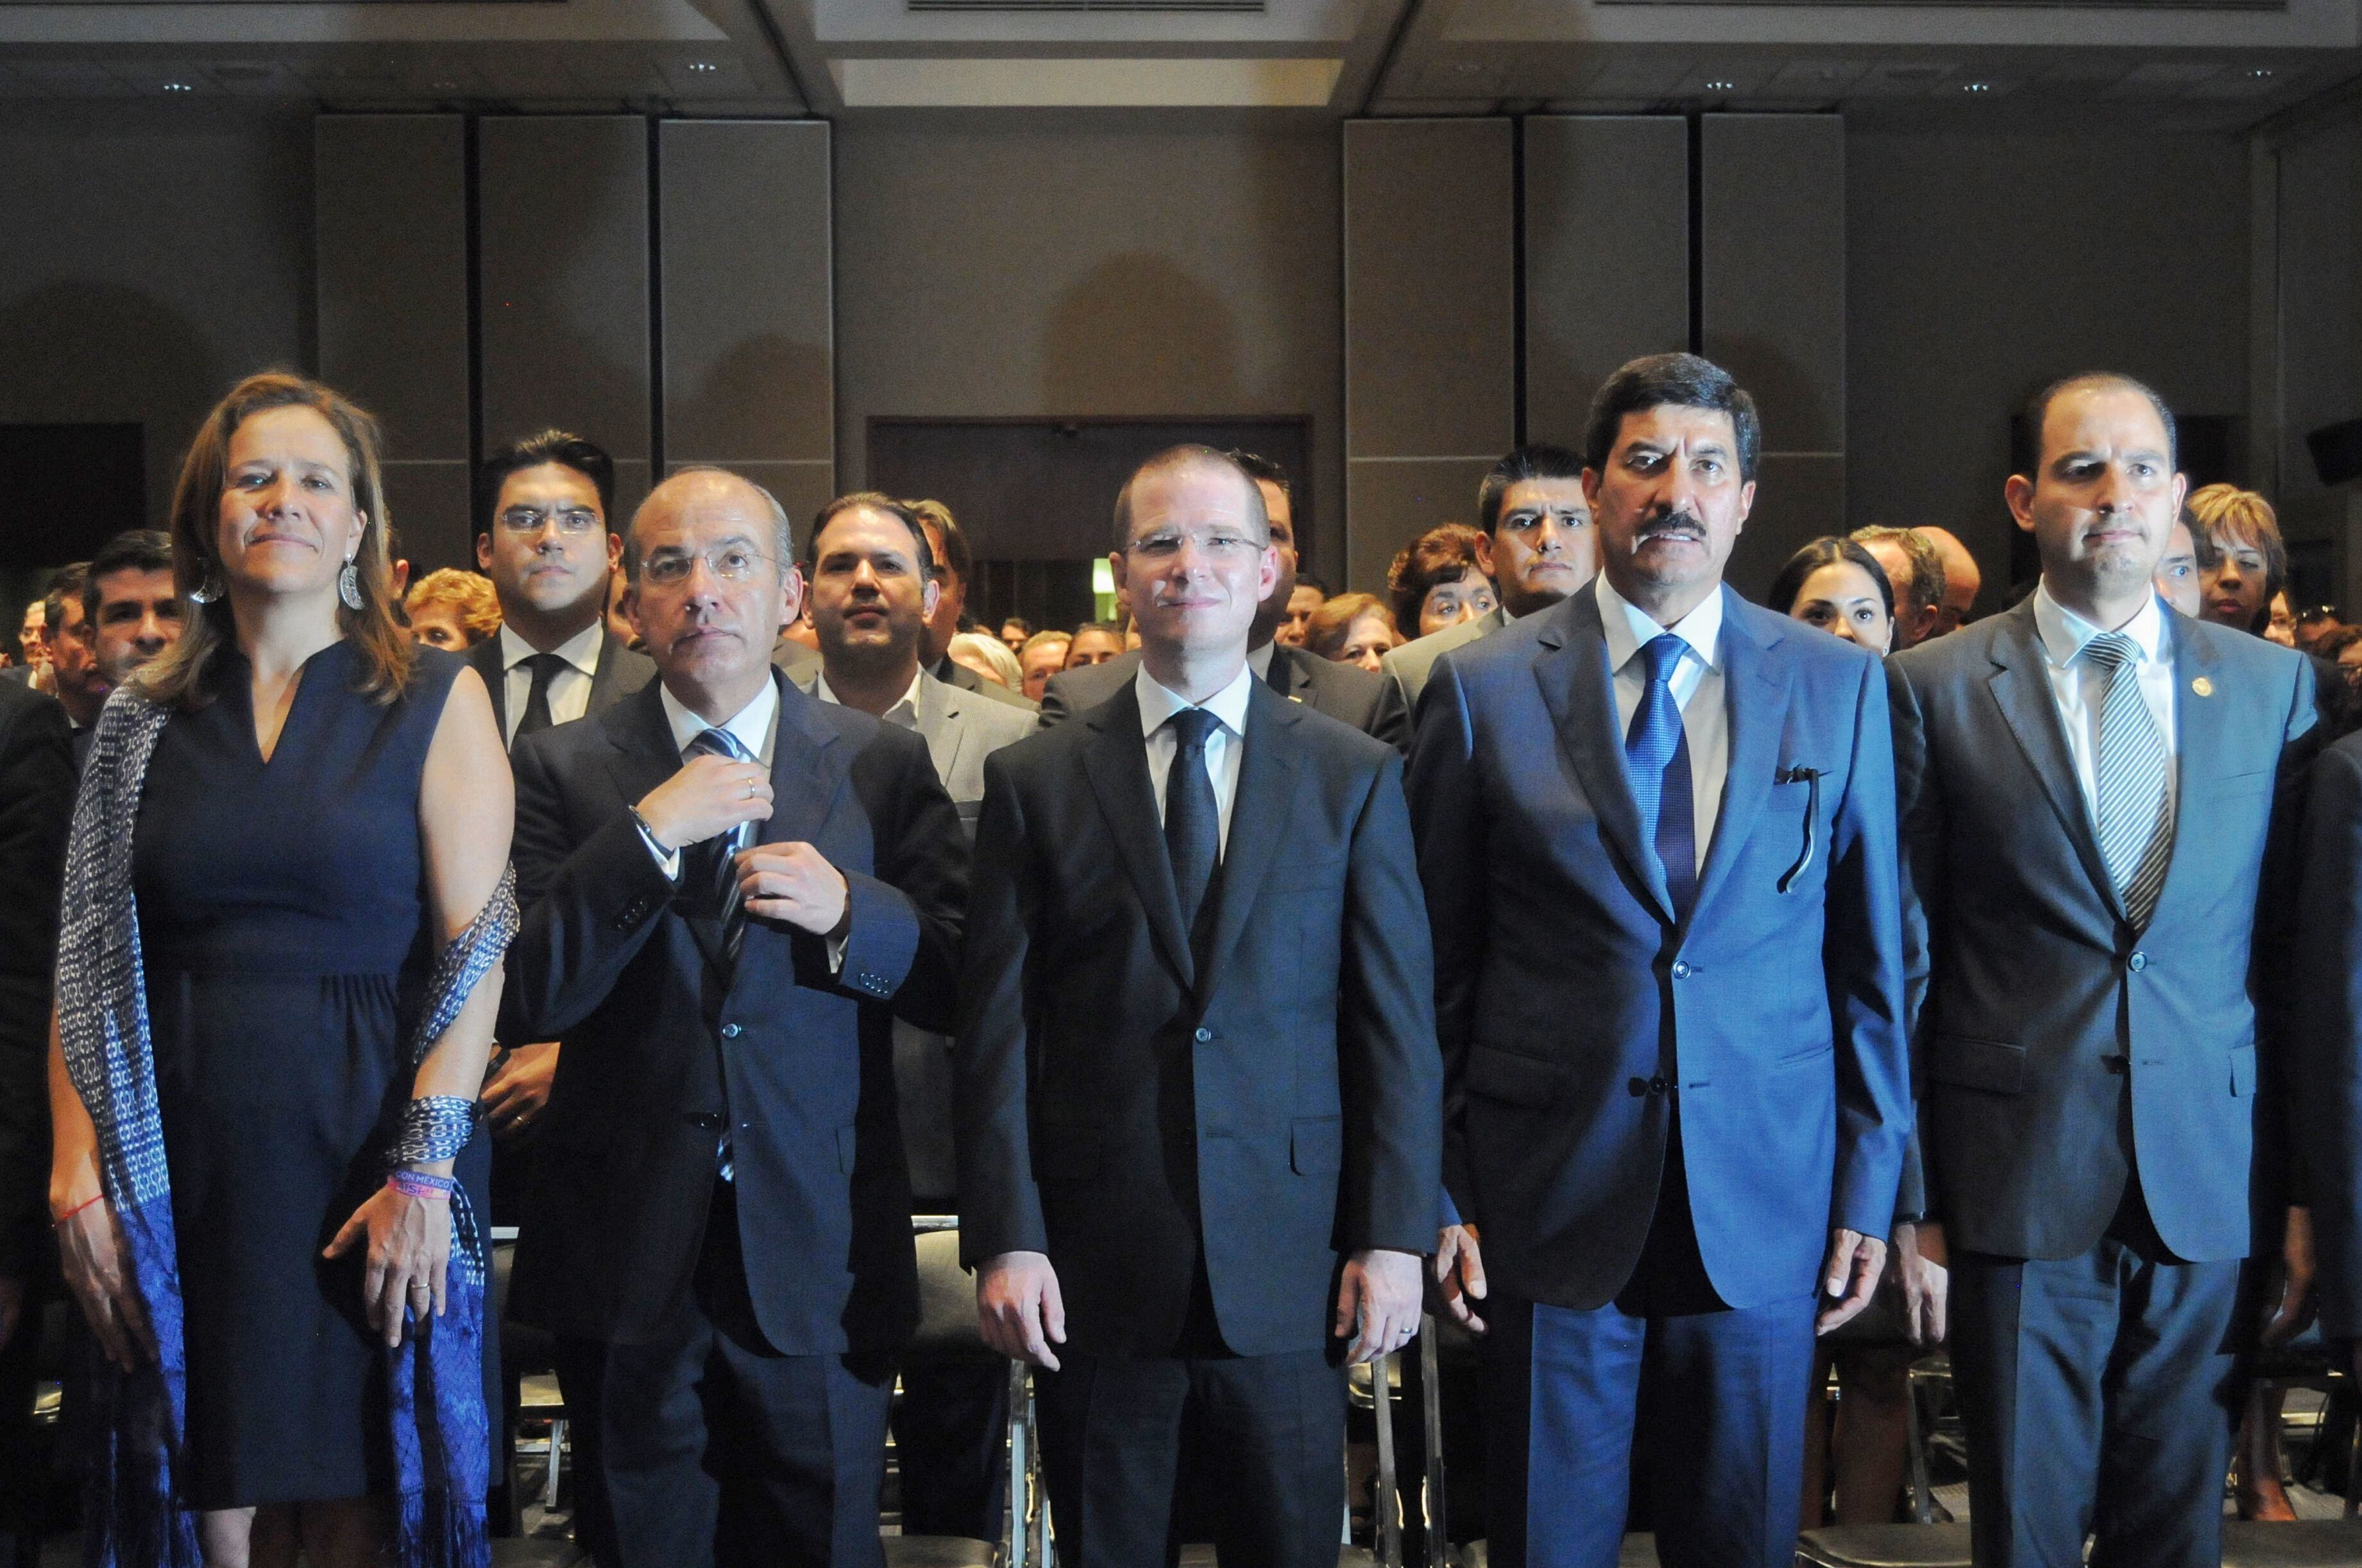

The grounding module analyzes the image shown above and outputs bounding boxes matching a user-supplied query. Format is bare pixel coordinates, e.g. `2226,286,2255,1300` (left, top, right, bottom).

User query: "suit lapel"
598,682,731,971
759,670,849,854
2143,619,2221,925
1983,602,2125,922
1532,593,1676,925
1691,594,1790,922
586,630,627,712
1268,645,1313,705
1080,685,1196,990
1198,684,1304,1001
915,674,968,786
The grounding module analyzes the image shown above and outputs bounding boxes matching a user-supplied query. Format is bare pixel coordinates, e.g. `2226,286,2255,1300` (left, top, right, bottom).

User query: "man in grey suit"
1040,452,1408,746
1889,373,2316,1567
799,491,1032,1540
1379,444,1595,721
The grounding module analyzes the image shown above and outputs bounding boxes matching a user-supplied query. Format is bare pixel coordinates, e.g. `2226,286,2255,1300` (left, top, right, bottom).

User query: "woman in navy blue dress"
48,372,512,1567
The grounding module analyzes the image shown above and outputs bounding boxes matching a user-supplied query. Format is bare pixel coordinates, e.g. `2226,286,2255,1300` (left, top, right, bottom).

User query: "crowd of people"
0,351,2357,1568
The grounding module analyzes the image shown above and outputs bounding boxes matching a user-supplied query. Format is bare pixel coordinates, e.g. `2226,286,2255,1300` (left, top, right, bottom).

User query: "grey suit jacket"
471,627,656,741
1379,605,1509,732
933,652,1039,712
797,664,1035,1203
1039,645,1407,747
1889,598,2315,1263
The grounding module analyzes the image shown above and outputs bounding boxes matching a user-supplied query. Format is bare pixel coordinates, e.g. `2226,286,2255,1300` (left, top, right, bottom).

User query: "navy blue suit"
506,670,967,1568
1407,583,1908,1568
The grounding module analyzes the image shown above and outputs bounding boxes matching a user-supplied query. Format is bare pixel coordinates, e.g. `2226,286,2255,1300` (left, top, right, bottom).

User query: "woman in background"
1304,592,1399,675
48,371,513,1568
1386,523,1497,641
1769,536,1942,1531
402,568,500,652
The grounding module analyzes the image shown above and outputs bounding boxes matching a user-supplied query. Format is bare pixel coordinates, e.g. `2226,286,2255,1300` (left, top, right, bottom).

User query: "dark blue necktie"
1626,633,1697,920
1164,707,1223,943
686,726,756,970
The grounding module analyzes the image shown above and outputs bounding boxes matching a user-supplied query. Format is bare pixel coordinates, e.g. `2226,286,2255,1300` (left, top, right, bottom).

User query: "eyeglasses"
1124,528,1265,561
495,506,601,536
640,544,771,587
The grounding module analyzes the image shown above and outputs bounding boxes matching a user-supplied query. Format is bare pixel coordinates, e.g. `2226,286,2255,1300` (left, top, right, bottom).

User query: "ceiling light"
1704,80,1736,92
2249,67,2275,80
162,81,193,92
687,62,720,73
1962,80,1992,93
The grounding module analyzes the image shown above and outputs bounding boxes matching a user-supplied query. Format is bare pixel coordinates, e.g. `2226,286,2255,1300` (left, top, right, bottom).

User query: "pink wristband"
388,1170,455,1201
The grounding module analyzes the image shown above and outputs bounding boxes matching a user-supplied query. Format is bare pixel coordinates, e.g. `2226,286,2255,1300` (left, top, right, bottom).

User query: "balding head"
627,467,792,582
1914,526,1981,632
1111,446,1268,554
624,466,800,722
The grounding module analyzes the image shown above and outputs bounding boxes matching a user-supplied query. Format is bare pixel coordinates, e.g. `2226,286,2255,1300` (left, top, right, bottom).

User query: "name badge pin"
2191,676,2214,698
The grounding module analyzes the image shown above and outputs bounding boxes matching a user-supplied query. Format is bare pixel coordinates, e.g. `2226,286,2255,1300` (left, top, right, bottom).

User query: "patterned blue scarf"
56,684,519,1568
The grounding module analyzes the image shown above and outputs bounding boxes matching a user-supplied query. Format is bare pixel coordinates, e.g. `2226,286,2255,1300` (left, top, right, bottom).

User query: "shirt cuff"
826,932,848,974
636,819,683,882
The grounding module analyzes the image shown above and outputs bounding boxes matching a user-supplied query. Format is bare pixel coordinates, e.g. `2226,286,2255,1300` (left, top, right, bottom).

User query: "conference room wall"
1846,124,2251,616
833,110,1348,586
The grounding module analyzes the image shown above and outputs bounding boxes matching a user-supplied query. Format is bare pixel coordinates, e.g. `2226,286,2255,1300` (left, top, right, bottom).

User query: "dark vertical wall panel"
316,115,470,569
1343,118,1515,592
1701,113,1844,596
479,116,652,521
1523,116,1690,450
659,119,835,528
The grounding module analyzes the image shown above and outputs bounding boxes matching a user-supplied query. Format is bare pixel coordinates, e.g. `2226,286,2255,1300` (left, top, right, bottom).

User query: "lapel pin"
2191,677,2214,698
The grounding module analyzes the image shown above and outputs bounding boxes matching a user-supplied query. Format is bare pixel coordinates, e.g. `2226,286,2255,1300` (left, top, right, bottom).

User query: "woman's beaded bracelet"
387,1169,457,1201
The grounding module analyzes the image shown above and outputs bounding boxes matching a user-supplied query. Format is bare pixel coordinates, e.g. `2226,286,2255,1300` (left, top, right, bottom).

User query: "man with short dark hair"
43,564,100,738
1018,631,1071,703
507,467,967,1568
1891,371,2314,1567
1277,574,1326,648
1381,444,1595,720
82,530,182,698
960,444,1440,1568
1414,355,1907,1568
1039,453,1406,743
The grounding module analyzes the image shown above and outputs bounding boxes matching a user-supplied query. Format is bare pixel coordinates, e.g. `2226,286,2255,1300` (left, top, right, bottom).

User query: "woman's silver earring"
337,559,364,611
187,566,226,605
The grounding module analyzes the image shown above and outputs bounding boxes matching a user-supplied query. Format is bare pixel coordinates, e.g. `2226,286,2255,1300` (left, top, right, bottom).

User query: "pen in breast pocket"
1776,766,1822,894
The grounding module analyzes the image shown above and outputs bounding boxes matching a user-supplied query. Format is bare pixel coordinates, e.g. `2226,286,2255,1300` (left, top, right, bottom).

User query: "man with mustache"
1409,353,1908,1568
1890,374,2314,1566
1380,445,1595,721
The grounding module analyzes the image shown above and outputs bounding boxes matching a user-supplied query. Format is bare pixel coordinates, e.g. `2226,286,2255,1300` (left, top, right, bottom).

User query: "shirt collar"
2031,581,2171,670
1135,658,1257,743
658,672,780,764
500,618,604,679
1593,572,1726,676
812,666,925,731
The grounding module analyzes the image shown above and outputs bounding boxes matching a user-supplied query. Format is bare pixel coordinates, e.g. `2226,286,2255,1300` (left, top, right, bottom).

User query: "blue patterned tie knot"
1168,705,1221,755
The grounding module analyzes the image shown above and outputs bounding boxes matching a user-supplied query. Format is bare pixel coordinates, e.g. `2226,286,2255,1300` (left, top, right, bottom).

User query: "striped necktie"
2083,631,2173,928
686,726,756,970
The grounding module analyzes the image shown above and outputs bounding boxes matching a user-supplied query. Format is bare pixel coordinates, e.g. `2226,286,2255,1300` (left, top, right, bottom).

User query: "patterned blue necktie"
2082,631,2174,927
686,726,756,970
1626,632,1697,920
1164,707,1223,943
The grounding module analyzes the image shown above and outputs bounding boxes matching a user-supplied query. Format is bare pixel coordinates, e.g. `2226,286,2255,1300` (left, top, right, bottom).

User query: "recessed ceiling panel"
831,54,1342,103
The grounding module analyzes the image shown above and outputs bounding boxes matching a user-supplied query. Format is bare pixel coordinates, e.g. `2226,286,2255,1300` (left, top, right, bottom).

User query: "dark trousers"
561,1181,895,1568
1482,1129,1817,1568
892,1359,1008,1538
0,1285,45,1568
1950,1183,2248,1568
1037,1348,1345,1568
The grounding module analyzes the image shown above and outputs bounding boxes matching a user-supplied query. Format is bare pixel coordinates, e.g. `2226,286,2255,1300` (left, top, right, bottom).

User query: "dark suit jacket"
504,670,967,1353
1040,646,1408,748
1889,598,2313,1264
0,684,72,1279
2298,732,2362,1335
956,678,1442,1358
468,627,656,741
1407,586,1910,1313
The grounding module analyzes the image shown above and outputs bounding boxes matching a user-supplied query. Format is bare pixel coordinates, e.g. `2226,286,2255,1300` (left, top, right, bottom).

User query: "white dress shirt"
813,668,924,732
1135,661,1255,857
1596,573,1729,873
498,620,604,744
2030,582,2180,827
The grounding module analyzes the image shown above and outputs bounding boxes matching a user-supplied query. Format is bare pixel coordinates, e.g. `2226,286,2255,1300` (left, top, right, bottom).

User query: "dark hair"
2021,372,2178,475
1293,573,1329,598
2180,504,2221,573
1110,446,1269,552
1227,450,1291,515
1767,537,1894,625
806,491,936,574
2315,624,2362,662
1386,522,1490,636
44,562,89,635
1001,615,1033,636
905,499,970,586
83,529,174,620
1583,355,1759,484
1477,444,1586,535
1069,619,1127,645
478,429,616,538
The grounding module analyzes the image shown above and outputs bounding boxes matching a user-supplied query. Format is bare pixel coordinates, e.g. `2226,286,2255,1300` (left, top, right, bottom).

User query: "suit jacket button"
1194,1027,1214,1043
1628,1077,1649,1097
721,1023,742,1039
2128,952,2148,972
1670,960,1692,980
